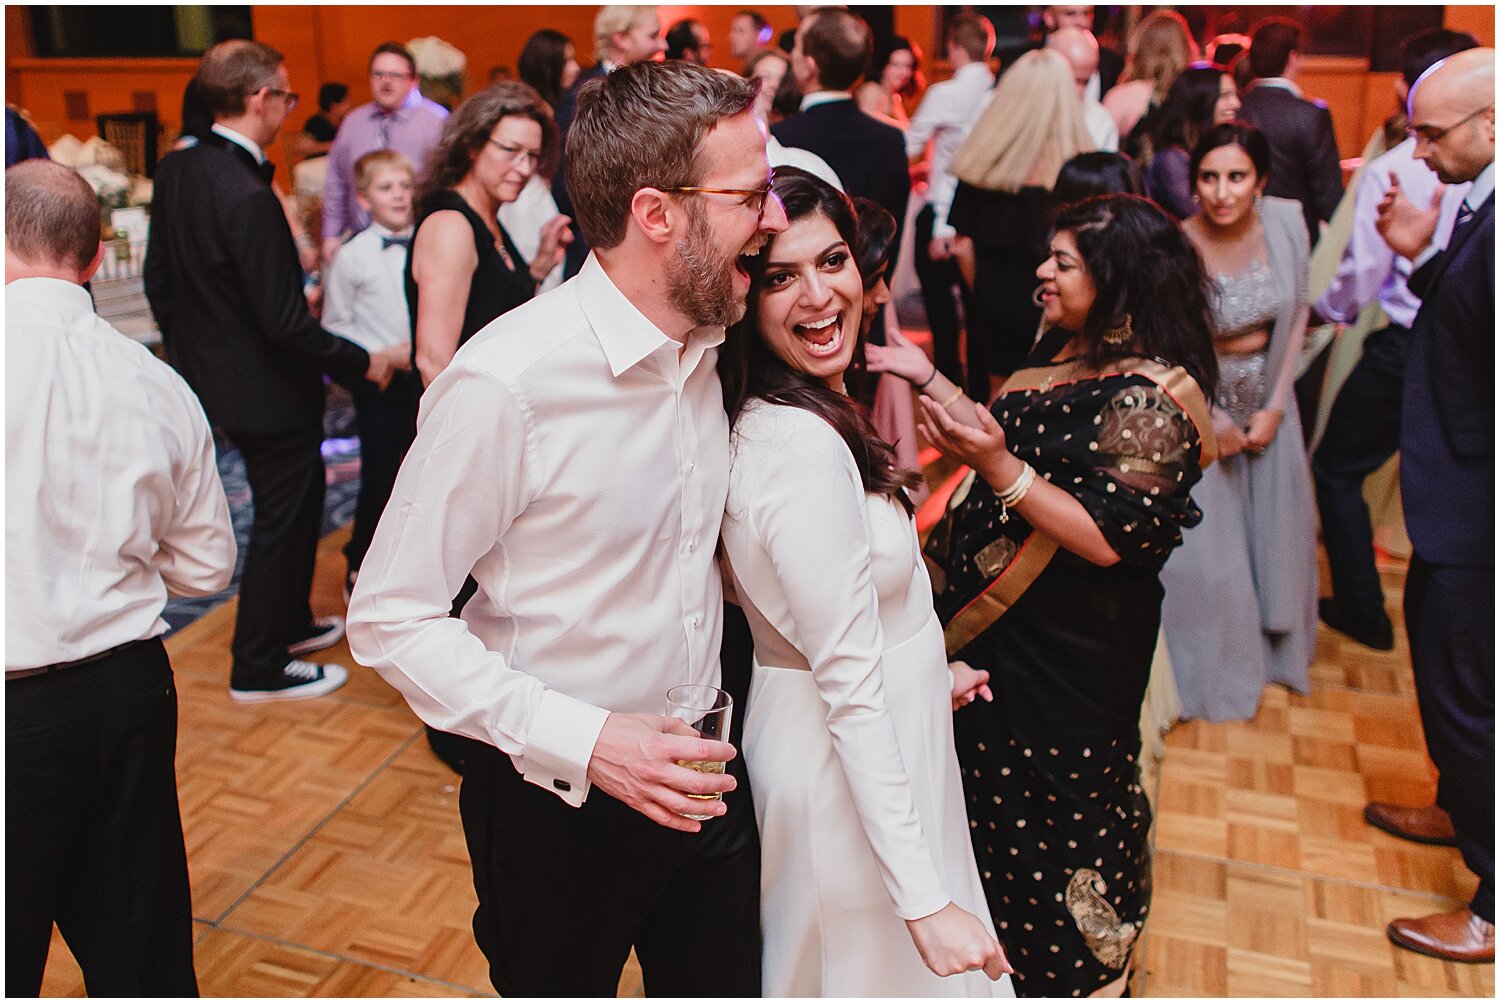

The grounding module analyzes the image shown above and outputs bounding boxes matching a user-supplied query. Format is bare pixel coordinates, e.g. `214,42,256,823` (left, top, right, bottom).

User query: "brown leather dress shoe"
1363,801,1459,846
1387,908,1495,963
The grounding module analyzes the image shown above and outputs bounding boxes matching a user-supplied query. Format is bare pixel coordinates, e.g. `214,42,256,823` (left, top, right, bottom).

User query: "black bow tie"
257,160,276,185
381,235,411,250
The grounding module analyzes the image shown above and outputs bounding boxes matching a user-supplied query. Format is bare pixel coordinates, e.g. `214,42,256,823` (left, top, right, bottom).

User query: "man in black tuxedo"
774,6,910,340
553,5,665,278
1373,46,1494,965
146,40,397,702
1239,17,1345,242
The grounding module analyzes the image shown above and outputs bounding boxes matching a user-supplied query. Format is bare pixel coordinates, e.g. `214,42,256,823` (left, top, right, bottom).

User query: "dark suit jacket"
1098,45,1124,95
771,98,910,241
552,63,608,277
1399,191,1494,566
1238,82,1344,240
145,133,370,436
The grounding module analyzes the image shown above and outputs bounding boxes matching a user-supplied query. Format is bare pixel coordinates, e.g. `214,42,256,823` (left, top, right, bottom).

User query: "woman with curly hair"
401,82,572,773
406,82,571,386
889,194,1218,995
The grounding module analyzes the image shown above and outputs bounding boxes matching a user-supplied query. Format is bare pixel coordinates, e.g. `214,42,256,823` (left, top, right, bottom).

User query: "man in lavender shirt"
321,42,447,265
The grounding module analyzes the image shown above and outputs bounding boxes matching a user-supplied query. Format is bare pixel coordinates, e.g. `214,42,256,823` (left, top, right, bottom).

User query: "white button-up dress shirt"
904,61,997,238
5,278,235,671
1316,136,1469,328
322,221,413,353
348,253,729,805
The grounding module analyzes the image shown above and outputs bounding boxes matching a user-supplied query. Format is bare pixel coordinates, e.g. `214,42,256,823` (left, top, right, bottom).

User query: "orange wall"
1446,4,1495,46
7,5,1494,168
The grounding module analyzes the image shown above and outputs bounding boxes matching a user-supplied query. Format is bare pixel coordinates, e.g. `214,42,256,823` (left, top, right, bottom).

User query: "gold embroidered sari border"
943,531,1060,657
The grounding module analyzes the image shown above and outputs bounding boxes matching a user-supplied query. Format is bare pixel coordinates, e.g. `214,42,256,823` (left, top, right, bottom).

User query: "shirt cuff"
517,688,611,807
931,221,958,240
1411,242,1441,270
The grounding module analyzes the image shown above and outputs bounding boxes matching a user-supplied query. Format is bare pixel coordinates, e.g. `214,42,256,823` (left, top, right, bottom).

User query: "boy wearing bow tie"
322,148,419,600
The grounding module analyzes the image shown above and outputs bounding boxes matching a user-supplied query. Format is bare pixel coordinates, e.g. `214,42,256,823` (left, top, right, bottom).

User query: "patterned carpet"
162,385,362,632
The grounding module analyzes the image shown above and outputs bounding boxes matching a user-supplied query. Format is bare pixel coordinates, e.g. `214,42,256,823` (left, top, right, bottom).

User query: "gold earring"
1104,314,1133,346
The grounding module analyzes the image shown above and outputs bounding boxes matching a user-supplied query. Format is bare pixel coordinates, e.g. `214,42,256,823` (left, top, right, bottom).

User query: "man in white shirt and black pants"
5,160,237,996
905,12,995,387
348,62,788,995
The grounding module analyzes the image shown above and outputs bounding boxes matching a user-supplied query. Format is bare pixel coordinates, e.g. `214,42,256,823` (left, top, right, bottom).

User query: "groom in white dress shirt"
347,61,787,996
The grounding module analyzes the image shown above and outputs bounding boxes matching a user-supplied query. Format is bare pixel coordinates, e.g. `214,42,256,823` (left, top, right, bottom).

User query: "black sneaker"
229,659,349,703
287,615,346,656
1318,598,1395,651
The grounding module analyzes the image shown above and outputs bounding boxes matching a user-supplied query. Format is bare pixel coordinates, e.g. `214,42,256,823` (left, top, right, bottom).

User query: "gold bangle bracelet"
939,387,965,408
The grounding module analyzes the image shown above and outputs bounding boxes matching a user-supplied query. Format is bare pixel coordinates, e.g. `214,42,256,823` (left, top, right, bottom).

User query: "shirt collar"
575,253,724,377
210,122,264,163
1466,162,1495,210
370,92,417,121
952,61,995,85
800,90,853,112
366,220,414,240
5,276,99,324
1248,77,1302,99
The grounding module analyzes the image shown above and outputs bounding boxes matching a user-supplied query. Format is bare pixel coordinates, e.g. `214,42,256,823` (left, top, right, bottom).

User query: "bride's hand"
905,902,1013,980
865,328,933,385
949,660,993,711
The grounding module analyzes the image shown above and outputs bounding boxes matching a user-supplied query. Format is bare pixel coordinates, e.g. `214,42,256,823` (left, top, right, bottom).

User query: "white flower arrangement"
78,163,132,209
407,36,466,78
407,36,467,108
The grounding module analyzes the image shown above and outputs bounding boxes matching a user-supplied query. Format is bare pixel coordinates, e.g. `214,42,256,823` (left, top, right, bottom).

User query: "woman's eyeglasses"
487,139,542,168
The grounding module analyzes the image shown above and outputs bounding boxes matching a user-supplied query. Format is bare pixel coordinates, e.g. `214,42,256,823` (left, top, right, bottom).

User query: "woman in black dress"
915,195,1219,996
407,81,571,387
403,83,570,772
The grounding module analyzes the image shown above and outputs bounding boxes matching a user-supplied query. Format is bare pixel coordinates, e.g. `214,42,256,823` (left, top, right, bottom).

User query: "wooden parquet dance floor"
37,529,1494,997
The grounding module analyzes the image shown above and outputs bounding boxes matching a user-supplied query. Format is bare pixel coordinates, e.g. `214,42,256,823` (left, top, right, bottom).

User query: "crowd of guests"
5,4,1494,997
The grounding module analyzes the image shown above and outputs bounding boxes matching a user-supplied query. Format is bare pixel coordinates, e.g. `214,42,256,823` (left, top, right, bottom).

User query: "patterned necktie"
1453,202,1477,237
377,113,393,150
381,235,411,250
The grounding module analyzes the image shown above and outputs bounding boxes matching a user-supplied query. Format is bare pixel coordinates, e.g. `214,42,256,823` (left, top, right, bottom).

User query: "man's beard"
667,203,745,328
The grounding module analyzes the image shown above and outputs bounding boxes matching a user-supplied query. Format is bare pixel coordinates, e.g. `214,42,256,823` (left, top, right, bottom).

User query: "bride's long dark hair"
719,168,919,514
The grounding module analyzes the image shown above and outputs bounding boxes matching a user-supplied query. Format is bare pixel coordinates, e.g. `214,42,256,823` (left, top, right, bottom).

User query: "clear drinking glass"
665,684,733,821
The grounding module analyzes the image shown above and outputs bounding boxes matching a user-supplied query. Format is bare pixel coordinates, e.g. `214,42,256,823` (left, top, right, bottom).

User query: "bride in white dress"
717,168,1013,997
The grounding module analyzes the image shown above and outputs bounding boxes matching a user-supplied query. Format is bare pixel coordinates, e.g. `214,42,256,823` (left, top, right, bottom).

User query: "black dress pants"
227,424,325,687
459,739,762,996
1311,323,1407,629
1405,556,1495,922
343,372,420,575
6,638,198,997
913,204,965,385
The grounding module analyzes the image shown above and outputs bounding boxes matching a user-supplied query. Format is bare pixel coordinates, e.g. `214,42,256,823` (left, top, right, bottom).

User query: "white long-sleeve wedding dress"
722,401,1014,998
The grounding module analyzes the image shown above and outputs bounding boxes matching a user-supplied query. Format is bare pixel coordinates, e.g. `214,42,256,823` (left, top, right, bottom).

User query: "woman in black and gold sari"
871,195,1218,996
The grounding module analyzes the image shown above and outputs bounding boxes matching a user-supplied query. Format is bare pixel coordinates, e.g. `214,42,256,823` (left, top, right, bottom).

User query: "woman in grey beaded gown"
1160,122,1319,721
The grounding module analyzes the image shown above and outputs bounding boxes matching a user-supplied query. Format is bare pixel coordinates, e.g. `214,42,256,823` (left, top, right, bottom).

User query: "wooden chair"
95,111,159,177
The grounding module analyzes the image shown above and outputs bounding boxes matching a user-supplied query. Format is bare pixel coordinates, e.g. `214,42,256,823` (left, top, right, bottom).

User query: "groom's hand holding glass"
586,710,737,834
